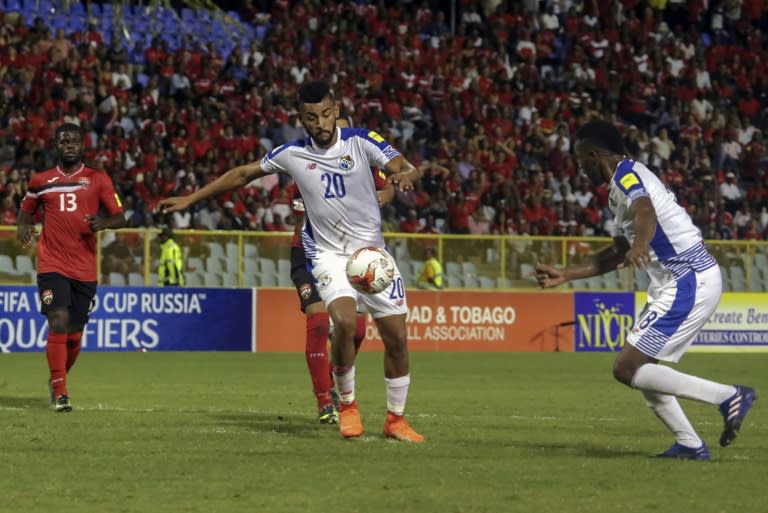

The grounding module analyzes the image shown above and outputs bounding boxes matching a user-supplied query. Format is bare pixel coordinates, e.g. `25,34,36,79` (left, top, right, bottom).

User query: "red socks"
47,332,68,398
306,312,332,408
66,331,82,372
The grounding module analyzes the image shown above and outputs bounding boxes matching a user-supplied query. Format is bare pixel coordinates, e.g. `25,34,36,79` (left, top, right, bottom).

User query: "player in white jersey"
159,81,425,442
535,121,756,460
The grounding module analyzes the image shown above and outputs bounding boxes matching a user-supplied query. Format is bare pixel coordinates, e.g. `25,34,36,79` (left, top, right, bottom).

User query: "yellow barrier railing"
1,226,766,292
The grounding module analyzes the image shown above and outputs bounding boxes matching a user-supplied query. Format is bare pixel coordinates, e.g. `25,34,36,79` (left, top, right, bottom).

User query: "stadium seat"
186,273,203,287
206,242,225,260
478,276,494,289
445,261,461,279
0,254,14,272
634,270,650,291
244,259,259,274
187,257,204,274
519,263,534,281
602,272,622,290
496,277,511,289
108,272,126,286
128,273,144,286
205,256,224,274
242,274,258,287
203,272,223,287
258,257,276,274
221,273,238,288
277,258,291,276
276,273,292,288
15,255,34,274
244,243,259,258
259,273,277,287
463,275,478,288
461,262,477,275
729,265,746,292
748,268,763,292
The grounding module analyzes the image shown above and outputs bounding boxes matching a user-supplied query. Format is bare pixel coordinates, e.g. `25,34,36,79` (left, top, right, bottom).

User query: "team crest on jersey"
41,289,54,305
338,155,354,170
317,273,332,288
299,284,313,300
78,177,90,188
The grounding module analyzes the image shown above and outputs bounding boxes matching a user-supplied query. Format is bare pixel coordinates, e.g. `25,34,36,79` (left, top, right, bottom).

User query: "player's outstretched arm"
383,156,423,191
534,237,630,288
159,161,265,213
16,210,37,247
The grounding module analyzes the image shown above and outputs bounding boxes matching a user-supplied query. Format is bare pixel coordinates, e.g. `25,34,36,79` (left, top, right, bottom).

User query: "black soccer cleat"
54,394,73,413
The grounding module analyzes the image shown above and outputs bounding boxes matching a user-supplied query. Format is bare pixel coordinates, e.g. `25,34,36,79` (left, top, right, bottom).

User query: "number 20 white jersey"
260,127,399,259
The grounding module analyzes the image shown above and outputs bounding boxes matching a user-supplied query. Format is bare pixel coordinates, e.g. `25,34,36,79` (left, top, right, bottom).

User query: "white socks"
385,374,411,415
642,391,702,448
631,363,737,405
333,365,356,405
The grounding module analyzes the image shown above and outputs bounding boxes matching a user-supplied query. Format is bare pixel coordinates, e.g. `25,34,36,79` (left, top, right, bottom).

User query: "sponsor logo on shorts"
41,289,54,305
338,155,354,170
299,284,312,300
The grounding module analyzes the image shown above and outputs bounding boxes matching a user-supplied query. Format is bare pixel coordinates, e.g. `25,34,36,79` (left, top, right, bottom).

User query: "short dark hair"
298,80,333,105
55,122,83,139
574,120,626,155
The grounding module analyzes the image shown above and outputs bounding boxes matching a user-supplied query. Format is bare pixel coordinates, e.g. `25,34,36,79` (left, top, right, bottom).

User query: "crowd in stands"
2,0,768,242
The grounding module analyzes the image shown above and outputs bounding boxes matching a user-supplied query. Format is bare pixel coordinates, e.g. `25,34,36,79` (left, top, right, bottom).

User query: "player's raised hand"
618,246,650,269
389,171,415,191
158,196,192,214
16,224,38,247
533,263,567,288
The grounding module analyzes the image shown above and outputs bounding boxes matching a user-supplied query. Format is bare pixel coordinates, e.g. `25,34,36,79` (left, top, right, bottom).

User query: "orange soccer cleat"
383,412,425,443
339,401,363,438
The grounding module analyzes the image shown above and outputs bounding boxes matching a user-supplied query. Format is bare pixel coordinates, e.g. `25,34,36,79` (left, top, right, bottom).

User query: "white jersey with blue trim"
608,159,717,284
260,127,399,259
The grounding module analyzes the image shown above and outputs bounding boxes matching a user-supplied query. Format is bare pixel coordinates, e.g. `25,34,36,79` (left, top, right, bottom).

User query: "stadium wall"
2,287,767,353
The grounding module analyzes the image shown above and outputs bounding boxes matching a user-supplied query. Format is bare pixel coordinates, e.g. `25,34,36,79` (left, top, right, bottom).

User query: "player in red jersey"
290,164,394,423
17,123,126,412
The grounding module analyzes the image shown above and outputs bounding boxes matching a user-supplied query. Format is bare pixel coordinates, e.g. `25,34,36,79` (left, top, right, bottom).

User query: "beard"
60,153,81,168
311,124,335,146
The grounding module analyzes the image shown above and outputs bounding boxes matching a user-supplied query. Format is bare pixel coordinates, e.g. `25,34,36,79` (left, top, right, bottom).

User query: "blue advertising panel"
574,292,635,352
0,286,254,352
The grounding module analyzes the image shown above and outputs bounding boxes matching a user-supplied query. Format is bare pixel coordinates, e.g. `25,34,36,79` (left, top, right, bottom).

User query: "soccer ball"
346,247,395,294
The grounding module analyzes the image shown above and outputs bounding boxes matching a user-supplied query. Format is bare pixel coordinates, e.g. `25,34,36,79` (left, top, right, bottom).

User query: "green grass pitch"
0,352,766,513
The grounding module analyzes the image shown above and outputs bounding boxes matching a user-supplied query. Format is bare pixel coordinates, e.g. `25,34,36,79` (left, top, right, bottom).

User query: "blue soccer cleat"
719,385,757,447
656,442,710,461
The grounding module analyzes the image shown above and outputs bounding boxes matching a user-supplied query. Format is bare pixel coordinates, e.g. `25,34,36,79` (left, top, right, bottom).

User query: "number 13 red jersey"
20,164,124,282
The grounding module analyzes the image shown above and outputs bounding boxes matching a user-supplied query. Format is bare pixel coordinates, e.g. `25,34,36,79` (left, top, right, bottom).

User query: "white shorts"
310,251,408,319
629,265,721,362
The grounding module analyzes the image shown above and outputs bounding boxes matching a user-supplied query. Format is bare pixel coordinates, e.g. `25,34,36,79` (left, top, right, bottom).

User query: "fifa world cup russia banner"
255,289,575,352
0,286,254,352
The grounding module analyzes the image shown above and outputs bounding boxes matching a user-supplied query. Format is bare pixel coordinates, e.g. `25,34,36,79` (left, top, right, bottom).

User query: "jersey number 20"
321,172,346,199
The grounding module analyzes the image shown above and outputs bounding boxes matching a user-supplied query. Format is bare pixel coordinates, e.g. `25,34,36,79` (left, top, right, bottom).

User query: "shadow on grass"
0,395,47,410
209,412,323,437
463,439,650,459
